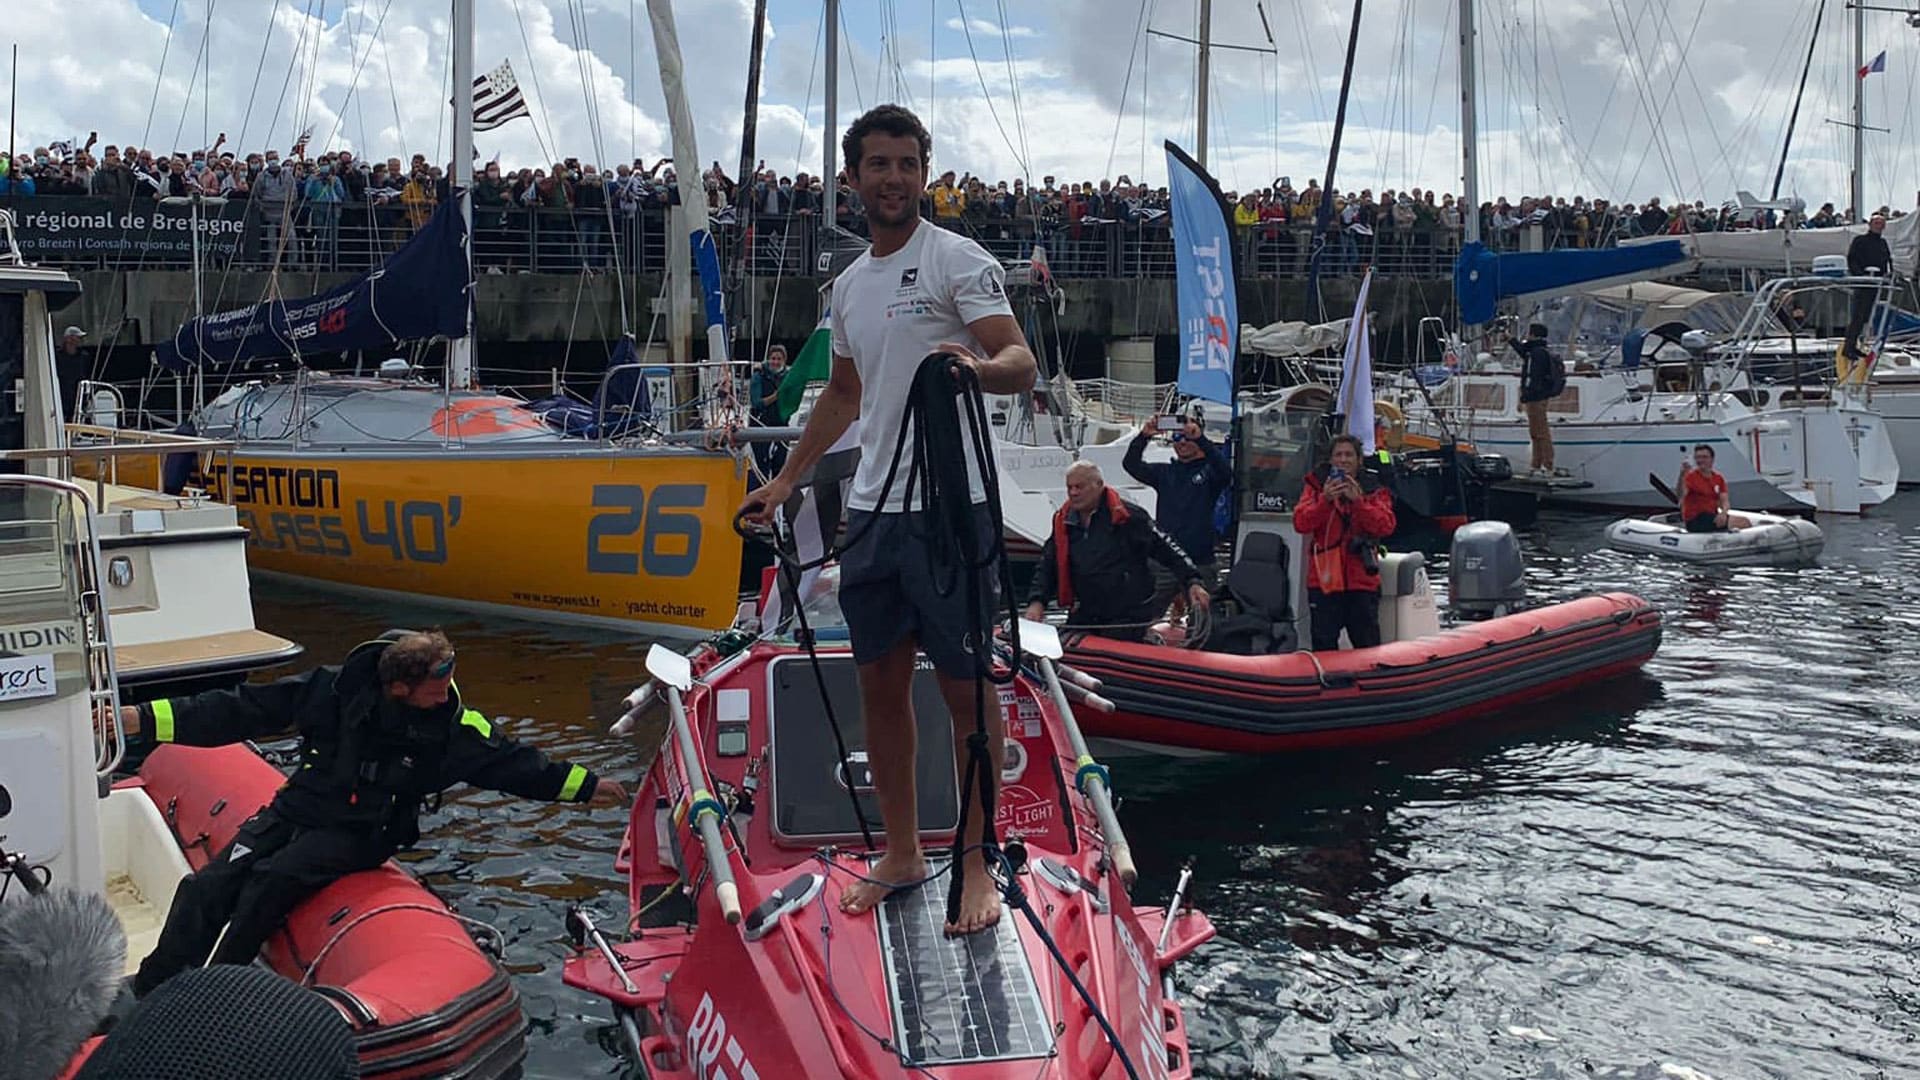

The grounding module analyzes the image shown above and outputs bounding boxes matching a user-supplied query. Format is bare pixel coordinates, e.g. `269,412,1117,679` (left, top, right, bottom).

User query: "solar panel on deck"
876,861,1054,1067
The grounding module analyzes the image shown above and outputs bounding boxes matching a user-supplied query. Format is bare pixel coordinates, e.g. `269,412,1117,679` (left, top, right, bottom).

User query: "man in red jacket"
1294,435,1397,650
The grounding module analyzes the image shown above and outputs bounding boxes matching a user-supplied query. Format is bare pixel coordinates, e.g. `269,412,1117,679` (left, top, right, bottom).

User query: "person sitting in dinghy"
114,629,628,998
1295,435,1398,651
1679,444,1750,533
1025,461,1209,642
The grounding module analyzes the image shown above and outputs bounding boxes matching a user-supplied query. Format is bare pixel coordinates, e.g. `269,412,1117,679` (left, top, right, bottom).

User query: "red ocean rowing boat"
1064,593,1662,755
126,744,528,1078
562,619,1215,1079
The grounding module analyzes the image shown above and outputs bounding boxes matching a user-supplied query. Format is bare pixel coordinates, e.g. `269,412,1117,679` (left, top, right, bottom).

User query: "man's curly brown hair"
377,630,453,688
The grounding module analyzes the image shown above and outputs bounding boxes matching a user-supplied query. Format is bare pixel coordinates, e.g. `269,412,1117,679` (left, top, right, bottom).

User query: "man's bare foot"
839,852,929,916
944,856,1003,936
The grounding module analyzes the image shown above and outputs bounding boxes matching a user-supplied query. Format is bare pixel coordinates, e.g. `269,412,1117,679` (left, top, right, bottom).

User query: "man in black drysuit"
120,629,627,997
1842,213,1893,363
1025,461,1208,642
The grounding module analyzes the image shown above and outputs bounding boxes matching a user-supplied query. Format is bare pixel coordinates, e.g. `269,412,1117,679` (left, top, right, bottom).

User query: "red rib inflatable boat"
1064,593,1662,755
122,744,527,1079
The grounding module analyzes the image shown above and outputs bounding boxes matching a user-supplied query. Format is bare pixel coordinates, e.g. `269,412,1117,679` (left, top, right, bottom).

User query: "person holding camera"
1294,434,1397,651
1123,412,1233,618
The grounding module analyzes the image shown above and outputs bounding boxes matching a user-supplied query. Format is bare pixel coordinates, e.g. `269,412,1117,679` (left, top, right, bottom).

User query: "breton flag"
1859,50,1886,80
473,61,531,132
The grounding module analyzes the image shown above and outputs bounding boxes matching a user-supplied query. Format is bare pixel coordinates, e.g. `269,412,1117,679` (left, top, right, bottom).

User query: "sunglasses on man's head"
431,653,457,679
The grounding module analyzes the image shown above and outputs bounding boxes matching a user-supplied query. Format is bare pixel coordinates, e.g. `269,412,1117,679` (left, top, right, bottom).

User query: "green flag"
776,307,833,421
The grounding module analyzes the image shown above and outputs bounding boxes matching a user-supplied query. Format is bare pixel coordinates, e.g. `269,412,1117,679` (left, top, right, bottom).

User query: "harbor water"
251,499,1920,1079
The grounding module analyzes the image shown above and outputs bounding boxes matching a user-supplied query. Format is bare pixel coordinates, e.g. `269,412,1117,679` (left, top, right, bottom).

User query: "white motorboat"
1605,511,1823,566
1397,275,1901,514
0,213,300,699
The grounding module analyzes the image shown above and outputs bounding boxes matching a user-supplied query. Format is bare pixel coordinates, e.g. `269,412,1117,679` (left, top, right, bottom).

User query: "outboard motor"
1449,520,1525,619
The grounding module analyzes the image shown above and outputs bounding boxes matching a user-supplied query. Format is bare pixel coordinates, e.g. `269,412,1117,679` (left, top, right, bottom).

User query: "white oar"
645,644,742,924
1018,619,1136,890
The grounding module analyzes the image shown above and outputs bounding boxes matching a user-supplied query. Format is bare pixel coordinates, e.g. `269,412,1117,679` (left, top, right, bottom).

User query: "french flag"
1859,50,1886,79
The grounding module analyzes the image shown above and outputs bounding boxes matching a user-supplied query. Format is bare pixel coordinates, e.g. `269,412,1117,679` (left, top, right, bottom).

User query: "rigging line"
1604,0,1684,203
1624,0,1703,199
318,0,402,154
629,0,638,161
377,14,407,152
951,0,1030,176
839,1,866,112
165,0,220,158
140,0,185,148
565,0,611,168
1532,9,1624,195
993,0,1033,186
508,0,565,168
1645,0,1736,192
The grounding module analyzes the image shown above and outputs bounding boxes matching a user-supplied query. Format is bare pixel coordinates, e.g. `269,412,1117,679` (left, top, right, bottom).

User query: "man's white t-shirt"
830,222,1013,513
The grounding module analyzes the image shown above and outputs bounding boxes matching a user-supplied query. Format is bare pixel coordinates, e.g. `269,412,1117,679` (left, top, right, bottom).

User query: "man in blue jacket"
1122,413,1233,616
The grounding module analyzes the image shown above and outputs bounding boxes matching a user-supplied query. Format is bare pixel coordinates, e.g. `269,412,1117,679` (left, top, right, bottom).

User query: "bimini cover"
1618,212,1920,276
155,199,469,371
1454,240,1691,325
1242,318,1350,357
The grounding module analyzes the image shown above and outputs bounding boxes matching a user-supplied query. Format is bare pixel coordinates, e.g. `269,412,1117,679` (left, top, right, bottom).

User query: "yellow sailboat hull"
93,447,751,635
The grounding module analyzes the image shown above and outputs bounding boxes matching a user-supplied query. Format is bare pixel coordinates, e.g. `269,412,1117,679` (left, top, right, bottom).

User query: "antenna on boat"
448,0,476,391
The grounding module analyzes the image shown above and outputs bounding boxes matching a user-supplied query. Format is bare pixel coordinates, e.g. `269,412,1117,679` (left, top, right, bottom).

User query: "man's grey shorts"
839,509,1001,677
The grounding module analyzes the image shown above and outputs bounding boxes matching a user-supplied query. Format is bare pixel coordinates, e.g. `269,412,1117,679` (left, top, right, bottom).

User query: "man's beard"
866,195,917,228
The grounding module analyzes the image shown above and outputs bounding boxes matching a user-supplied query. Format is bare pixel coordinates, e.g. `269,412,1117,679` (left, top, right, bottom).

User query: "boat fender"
742,872,824,942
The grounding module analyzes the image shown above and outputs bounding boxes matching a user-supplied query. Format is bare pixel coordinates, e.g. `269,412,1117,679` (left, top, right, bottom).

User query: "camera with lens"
1349,537,1380,574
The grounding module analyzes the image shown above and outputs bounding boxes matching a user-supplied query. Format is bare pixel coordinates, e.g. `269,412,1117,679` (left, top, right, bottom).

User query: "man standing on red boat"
738,104,1037,935
117,629,627,997
1295,434,1397,651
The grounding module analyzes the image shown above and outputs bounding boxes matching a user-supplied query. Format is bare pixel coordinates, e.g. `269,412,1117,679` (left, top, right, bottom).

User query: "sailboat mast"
1304,0,1365,318
1459,0,1479,247
824,0,839,227
1772,0,1825,202
449,0,476,389
1852,0,1865,218
1196,0,1212,169
733,0,768,348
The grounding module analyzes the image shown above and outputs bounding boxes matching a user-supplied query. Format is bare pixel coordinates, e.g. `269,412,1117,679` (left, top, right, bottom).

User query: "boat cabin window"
1545,385,1581,414
1461,382,1508,413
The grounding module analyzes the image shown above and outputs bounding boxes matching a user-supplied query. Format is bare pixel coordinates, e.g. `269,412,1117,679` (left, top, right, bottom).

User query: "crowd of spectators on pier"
0,132,1906,272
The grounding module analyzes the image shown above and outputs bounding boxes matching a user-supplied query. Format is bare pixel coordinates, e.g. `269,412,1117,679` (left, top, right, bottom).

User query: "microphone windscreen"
0,887,128,1080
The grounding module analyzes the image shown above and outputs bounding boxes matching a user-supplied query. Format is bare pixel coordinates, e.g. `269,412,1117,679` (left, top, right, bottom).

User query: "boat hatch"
877,857,1054,1067
765,654,958,845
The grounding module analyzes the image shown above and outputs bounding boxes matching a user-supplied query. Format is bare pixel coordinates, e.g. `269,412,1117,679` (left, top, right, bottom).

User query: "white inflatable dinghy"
1605,511,1823,566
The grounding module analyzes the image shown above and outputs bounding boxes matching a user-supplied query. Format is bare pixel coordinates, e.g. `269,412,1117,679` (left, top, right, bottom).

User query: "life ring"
1373,399,1407,451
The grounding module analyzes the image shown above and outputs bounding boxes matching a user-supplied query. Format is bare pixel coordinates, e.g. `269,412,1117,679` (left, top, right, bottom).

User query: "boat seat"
765,654,958,847
1376,552,1442,644
1206,530,1297,655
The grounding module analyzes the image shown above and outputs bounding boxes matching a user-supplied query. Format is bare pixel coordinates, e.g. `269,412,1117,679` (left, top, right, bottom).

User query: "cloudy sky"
4,0,1917,210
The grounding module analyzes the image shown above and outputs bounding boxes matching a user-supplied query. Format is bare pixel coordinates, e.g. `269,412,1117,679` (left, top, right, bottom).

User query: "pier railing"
2,194,1505,280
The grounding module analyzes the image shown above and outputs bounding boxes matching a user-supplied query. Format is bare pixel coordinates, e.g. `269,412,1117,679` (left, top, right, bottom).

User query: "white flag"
1337,268,1376,453
473,61,531,133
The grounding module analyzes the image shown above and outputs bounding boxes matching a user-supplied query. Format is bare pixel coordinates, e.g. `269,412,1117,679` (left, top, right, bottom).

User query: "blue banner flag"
1165,141,1238,406
156,199,471,371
